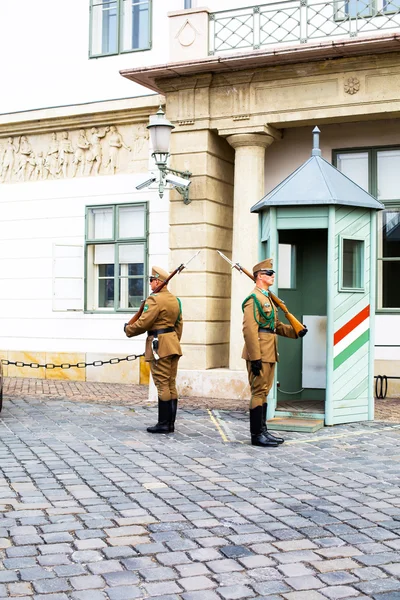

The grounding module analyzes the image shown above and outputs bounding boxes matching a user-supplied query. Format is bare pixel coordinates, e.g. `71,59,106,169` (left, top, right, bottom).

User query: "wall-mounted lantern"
135,107,192,204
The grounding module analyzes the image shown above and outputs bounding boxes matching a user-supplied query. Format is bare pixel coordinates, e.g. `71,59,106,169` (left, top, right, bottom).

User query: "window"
334,147,400,310
340,237,365,291
335,0,400,20
90,0,151,57
85,204,147,312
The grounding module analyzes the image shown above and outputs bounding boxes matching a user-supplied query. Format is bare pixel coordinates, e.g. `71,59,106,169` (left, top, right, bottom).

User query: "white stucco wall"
0,174,170,357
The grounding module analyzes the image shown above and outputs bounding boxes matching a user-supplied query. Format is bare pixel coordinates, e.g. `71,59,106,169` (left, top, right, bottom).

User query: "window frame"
89,0,152,58
84,202,148,314
333,145,400,313
338,235,365,293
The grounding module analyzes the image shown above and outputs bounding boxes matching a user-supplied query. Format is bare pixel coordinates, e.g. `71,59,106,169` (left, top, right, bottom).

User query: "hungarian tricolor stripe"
333,305,370,370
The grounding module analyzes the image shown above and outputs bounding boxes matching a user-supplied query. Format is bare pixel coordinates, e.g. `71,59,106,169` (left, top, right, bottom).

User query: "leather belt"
148,327,175,337
258,327,276,334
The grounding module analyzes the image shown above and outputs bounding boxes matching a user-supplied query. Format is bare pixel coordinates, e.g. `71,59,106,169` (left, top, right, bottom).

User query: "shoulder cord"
242,293,275,328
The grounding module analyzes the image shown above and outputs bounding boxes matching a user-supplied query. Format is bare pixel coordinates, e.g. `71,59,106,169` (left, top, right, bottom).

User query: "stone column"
225,133,276,370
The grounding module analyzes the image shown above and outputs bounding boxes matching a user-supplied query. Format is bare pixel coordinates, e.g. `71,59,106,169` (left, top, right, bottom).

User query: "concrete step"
267,417,324,433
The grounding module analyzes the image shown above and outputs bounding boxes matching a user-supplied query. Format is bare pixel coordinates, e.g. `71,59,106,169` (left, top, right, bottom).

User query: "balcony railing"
208,0,400,55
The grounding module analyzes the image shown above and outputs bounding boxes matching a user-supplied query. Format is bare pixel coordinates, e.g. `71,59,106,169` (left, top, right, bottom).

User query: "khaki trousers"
246,361,276,409
150,355,180,401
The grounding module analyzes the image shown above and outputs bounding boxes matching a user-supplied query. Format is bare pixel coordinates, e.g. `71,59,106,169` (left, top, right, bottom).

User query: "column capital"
220,124,281,146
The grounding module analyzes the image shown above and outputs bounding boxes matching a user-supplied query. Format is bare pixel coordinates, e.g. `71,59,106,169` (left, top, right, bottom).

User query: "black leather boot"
169,399,178,432
262,403,284,445
147,399,172,434
250,406,278,447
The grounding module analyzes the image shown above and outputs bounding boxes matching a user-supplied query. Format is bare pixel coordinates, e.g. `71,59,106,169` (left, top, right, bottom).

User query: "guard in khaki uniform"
125,266,183,434
242,259,302,447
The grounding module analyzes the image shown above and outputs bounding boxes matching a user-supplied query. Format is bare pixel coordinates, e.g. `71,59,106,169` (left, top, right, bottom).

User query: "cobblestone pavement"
3,377,400,418
1,381,400,598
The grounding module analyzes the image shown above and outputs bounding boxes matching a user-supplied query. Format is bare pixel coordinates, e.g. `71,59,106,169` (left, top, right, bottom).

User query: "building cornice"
0,95,163,136
120,33,400,93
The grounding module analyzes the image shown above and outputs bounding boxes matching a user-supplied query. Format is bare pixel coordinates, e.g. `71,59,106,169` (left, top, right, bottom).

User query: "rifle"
217,250,307,338
125,250,200,329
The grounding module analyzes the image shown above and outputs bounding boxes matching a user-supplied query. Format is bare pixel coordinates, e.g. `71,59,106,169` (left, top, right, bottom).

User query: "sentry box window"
339,236,365,292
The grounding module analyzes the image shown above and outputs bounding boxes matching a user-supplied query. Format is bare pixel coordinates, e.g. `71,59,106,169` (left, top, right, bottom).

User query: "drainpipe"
184,0,192,7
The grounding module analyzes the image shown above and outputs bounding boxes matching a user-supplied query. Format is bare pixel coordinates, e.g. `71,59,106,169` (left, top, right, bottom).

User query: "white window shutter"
52,244,84,312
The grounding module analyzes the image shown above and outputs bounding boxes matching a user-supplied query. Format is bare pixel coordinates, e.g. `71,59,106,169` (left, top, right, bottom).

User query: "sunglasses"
260,270,275,276
149,276,157,282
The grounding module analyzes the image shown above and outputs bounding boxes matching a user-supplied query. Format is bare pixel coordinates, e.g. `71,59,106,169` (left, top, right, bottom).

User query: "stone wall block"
170,222,232,252
171,271,231,298
7,351,46,379
86,353,140,384
181,321,230,346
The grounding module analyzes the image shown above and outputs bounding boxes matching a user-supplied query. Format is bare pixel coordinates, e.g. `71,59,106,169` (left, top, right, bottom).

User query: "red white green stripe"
333,305,370,370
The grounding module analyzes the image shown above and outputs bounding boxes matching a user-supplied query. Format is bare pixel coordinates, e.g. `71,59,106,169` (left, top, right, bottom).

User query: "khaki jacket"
242,286,297,363
125,287,183,361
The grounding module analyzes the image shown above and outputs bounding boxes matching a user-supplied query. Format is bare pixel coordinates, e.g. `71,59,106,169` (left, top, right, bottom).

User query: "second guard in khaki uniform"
125,266,183,434
242,259,303,447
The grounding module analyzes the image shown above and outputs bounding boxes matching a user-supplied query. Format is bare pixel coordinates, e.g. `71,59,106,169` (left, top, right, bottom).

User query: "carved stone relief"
344,77,360,95
0,123,149,184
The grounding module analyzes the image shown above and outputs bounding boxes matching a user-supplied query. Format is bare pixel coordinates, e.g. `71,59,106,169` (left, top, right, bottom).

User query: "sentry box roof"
251,127,384,213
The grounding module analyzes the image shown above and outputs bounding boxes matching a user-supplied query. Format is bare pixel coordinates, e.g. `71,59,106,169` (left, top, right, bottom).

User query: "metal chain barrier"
1,354,144,370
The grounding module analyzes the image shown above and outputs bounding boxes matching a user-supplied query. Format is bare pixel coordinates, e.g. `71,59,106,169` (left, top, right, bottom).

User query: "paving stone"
157,551,192,566
35,595,70,600
285,575,325,590
382,563,400,576
139,566,177,581
319,585,360,598
189,548,221,561
106,587,143,600
70,575,105,590
7,582,33,596
70,593,107,600
250,580,292,596
355,577,400,595
220,545,254,559
318,571,359,585
206,558,243,573
282,592,327,599
181,592,220,600
102,571,140,586
33,578,71,594
20,567,55,581
102,546,137,559
122,556,155,569
216,585,256,599
144,581,182,596
178,575,217,591
312,559,360,573
0,570,19,583
176,563,211,577
238,555,274,569
38,554,71,567
278,563,315,577
351,566,387,580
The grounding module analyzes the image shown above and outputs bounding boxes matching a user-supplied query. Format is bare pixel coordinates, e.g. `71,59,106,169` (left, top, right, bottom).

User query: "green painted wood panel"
334,294,370,328
260,212,270,242
343,378,369,401
333,410,369,425
331,207,372,424
333,342,369,384
277,206,329,219
277,217,329,229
